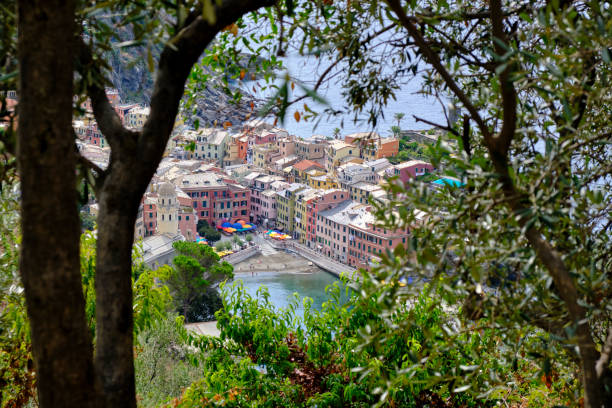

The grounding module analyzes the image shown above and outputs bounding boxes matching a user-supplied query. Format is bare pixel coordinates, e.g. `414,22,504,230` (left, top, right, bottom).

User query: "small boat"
307,261,313,266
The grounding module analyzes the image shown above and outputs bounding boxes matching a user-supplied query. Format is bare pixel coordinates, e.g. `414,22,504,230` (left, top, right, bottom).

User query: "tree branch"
412,115,459,136
596,326,612,378
76,39,131,151
489,0,517,157
140,0,277,167
461,115,471,157
384,0,491,139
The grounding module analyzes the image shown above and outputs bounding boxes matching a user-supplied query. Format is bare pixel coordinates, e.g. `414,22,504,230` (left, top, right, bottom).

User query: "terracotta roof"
293,159,324,172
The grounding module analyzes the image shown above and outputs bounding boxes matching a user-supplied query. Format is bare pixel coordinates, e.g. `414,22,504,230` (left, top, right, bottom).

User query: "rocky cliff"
106,43,259,127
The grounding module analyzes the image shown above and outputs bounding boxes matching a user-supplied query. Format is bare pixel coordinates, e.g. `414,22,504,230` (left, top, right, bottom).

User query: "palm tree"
332,127,341,139
393,112,405,128
390,125,401,138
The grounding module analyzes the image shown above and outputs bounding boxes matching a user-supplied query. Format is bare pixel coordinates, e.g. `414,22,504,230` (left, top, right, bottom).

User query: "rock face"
106,42,259,127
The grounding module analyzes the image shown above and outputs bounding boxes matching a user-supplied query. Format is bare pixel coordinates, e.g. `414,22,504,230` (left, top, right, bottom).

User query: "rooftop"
327,140,355,150
352,181,383,192
178,172,229,188
395,160,432,169
293,159,324,172
318,200,373,228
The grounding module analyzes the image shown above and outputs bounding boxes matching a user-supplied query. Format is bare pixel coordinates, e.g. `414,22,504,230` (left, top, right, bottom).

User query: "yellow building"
253,143,279,170
325,140,358,173
125,107,150,130
348,181,385,204
294,189,320,244
274,184,307,232
306,171,339,190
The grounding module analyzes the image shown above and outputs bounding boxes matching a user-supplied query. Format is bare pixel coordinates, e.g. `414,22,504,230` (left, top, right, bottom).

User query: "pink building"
393,160,434,184
316,200,410,267
347,220,410,270
177,190,197,241
306,189,349,248
143,196,157,237
177,172,250,228
249,175,286,224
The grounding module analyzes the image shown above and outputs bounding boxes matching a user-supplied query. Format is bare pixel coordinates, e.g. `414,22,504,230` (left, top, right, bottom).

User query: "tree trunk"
95,163,141,408
16,0,97,407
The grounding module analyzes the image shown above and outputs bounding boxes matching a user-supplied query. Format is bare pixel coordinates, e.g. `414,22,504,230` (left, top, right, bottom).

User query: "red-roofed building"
290,159,325,182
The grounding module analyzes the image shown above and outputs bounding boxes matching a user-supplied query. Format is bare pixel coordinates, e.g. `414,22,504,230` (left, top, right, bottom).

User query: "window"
149,205,152,209
201,211,205,216
169,215,172,221
161,214,164,221
186,216,190,221
214,191,218,197
178,216,181,220
193,202,197,208
149,213,153,218
202,201,207,207
149,222,152,227
162,199,164,205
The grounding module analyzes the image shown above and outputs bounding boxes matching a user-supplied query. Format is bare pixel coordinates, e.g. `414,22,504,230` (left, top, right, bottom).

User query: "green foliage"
135,317,204,407
162,241,233,322
80,232,173,338
0,183,35,407
170,280,555,407
80,211,96,231
245,234,253,243
197,219,221,243
389,139,429,164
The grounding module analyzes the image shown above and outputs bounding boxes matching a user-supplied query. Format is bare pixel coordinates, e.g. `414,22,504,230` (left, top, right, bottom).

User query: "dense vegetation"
160,241,233,323
0,188,581,407
1,0,610,407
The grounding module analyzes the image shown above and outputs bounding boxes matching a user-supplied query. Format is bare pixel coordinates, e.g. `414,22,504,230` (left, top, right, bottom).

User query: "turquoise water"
229,269,349,314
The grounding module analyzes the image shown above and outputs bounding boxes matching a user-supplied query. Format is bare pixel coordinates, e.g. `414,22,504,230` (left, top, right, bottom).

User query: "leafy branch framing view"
0,0,610,407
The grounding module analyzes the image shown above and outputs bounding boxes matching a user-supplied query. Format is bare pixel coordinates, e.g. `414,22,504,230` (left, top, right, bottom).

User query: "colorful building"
294,188,320,244
177,172,250,227
325,140,358,172
290,159,325,183
316,200,410,268
305,189,350,248
275,183,307,232
348,182,385,204
306,173,339,190
125,106,150,129
393,160,434,184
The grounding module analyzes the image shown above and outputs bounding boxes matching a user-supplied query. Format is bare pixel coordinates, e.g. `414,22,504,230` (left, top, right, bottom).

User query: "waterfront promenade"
263,237,357,278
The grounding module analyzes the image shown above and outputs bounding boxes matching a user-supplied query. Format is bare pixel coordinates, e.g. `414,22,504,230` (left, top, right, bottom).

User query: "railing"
223,245,261,264
266,238,356,278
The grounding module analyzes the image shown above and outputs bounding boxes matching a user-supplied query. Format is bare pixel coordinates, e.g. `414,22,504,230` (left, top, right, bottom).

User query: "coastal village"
71,88,460,272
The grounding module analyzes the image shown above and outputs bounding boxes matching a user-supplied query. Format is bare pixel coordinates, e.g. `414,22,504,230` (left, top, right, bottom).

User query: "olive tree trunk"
16,0,98,406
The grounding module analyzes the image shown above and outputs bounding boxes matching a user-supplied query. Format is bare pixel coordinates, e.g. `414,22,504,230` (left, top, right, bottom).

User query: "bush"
170,281,522,408
135,317,203,407
203,227,220,243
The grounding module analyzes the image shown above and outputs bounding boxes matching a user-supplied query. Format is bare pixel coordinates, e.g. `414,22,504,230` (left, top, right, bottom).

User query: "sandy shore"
232,252,319,275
